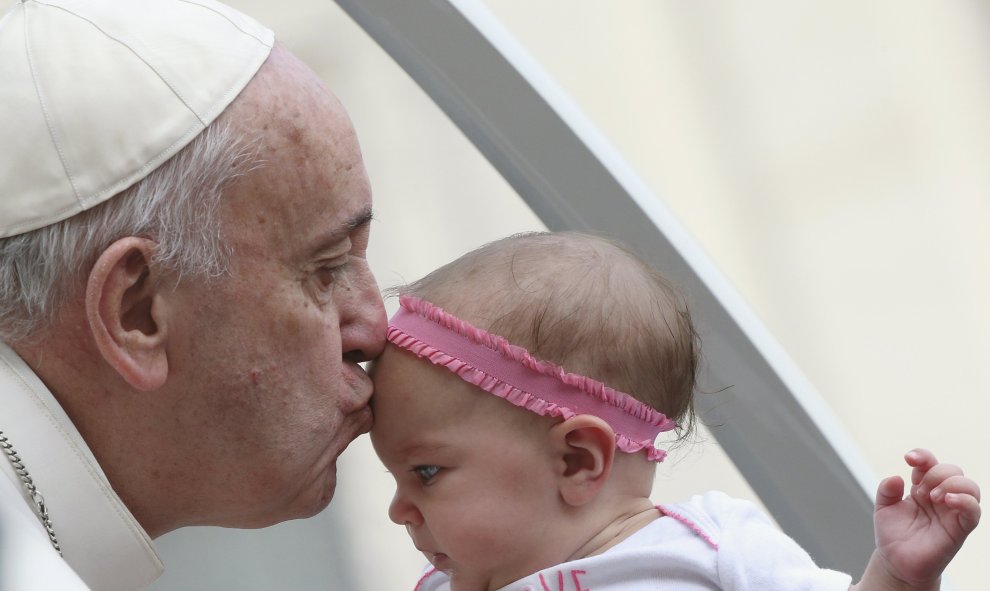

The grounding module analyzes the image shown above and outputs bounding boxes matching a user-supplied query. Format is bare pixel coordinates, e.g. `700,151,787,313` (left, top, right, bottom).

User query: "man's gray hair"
0,122,259,343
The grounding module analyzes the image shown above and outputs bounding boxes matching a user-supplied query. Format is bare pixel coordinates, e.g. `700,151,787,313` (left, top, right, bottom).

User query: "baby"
369,231,980,591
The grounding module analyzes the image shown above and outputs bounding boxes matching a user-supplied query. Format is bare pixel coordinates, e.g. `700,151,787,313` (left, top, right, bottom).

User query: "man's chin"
272,466,339,524
317,467,338,510
294,464,338,519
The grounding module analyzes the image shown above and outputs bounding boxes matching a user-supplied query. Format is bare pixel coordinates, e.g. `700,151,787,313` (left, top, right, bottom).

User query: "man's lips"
343,362,374,412
355,404,373,434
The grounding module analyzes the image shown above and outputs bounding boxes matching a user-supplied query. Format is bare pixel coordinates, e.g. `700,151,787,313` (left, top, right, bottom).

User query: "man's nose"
340,261,387,362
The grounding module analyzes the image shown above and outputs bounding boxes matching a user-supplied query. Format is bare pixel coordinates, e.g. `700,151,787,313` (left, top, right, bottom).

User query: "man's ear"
85,237,169,391
550,415,616,507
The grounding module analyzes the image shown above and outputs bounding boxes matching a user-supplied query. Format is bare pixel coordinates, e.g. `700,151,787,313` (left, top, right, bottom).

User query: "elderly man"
0,0,386,589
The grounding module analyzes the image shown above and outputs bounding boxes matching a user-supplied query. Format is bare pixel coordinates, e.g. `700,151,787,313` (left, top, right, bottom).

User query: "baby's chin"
447,568,522,591
446,571,492,591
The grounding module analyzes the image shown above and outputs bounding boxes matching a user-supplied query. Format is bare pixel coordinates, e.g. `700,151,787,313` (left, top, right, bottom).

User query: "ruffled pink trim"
387,295,675,462
658,505,719,549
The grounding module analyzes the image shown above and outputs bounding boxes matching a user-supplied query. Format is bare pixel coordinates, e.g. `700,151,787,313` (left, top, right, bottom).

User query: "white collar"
0,342,164,590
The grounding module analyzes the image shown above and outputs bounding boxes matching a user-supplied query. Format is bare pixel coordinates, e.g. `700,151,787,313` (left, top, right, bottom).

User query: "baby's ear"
550,415,616,507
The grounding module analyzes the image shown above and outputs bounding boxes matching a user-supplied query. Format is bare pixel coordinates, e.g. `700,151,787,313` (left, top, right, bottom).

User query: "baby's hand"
872,449,980,587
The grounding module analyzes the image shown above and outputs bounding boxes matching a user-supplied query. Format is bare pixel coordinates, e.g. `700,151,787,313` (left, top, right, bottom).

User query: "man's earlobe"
551,415,616,507
86,237,169,391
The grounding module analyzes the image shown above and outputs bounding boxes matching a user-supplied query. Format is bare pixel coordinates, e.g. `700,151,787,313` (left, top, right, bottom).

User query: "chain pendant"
0,429,62,556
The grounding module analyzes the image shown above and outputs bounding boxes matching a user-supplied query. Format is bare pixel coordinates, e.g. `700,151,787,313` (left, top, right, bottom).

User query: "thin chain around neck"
0,429,62,555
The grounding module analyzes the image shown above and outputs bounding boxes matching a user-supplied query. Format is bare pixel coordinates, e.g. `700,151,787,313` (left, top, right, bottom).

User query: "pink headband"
386,295,676,462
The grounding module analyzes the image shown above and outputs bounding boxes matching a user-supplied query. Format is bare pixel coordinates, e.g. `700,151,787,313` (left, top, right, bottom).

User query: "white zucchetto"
0,0,274,238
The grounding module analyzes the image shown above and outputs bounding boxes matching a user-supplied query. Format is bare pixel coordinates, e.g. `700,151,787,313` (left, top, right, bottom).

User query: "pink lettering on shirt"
538,569,591,591
571,569,588,591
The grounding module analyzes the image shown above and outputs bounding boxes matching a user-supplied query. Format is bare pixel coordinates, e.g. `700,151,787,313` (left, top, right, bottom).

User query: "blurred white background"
5,0,985,588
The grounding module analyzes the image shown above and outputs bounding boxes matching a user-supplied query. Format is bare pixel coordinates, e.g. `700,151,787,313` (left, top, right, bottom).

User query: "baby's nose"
388,490,423,527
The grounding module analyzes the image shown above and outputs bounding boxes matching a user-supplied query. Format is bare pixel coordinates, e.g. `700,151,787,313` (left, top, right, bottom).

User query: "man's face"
164,47,386,529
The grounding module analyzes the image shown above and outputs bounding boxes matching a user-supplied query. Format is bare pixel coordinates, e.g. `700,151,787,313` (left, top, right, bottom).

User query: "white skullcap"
0,0,274,238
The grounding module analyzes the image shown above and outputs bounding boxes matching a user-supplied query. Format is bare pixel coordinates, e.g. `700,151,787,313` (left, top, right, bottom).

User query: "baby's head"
370,231,698,590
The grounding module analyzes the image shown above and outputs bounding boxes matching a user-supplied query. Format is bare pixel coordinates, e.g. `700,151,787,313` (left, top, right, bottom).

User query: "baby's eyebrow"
396,442,451,458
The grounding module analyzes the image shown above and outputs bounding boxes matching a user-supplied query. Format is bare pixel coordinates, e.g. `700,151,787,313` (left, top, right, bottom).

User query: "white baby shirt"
414,491,853,591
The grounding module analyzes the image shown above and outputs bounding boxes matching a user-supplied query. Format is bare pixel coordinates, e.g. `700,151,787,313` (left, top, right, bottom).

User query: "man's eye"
315,264,343,288
413,465,441,484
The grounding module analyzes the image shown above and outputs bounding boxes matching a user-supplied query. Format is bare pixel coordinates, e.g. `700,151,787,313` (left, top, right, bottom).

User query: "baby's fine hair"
395,231,699,438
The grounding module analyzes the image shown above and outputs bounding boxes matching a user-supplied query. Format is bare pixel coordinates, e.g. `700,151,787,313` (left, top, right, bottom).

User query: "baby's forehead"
370,344,456,383
371,346,481,405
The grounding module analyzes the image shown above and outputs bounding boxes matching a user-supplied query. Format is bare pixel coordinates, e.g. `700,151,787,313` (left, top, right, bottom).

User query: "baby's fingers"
933,475,981,527
905,448,939,485
944,492,982,533
876,475,905,508
931,474,981,504
916,462,966,500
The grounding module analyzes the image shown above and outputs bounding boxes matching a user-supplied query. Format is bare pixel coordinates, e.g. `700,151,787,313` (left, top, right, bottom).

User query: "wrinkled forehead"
220,45,360,176
216,47,371,260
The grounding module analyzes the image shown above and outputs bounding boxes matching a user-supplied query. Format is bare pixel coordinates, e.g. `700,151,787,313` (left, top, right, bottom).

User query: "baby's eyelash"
412,465,441,484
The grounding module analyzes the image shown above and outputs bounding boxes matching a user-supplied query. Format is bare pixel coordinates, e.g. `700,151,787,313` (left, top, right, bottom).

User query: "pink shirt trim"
658,504,719,550
413,567,439,591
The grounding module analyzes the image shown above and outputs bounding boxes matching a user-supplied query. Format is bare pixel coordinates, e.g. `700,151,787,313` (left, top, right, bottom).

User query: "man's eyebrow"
338,207,374,238
312,207,374,253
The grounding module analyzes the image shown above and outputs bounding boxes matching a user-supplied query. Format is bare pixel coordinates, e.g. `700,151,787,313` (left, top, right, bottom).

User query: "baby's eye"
413,465,441,484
